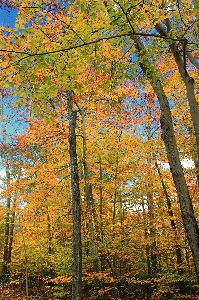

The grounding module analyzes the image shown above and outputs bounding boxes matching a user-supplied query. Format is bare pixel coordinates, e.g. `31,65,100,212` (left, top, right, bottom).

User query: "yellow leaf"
2,61,9,69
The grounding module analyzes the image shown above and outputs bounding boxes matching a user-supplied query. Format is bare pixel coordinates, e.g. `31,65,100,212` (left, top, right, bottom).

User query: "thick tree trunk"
67,91,82,300
155,23,199,181
154,81,199,282
132,35,199,282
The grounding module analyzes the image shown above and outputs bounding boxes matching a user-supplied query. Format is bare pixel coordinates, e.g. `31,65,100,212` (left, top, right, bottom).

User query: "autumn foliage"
0,0,199,299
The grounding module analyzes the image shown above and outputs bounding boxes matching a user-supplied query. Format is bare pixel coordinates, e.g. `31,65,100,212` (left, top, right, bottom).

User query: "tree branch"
0,31,188,60
187,51,199,71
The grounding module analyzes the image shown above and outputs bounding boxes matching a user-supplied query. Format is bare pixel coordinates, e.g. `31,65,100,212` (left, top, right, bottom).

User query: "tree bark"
155,23,199,182
67,91,82,300
81,110,98,273
155,162,185,293
146,126,157,276
154,80,199,282
132,35,199,283
1,92,12,281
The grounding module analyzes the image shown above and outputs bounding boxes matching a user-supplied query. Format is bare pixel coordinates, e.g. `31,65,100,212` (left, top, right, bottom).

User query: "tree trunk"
132,35,199,283
99,158,103,236
81,109,98,273
146,126,157,276
155,23,199,182
67,91,82,300
7,207,15,265
1,92,12,281
154,80,199,282
155,162,185,294
19,216,29,297
141,199,152,277
47,207,54,279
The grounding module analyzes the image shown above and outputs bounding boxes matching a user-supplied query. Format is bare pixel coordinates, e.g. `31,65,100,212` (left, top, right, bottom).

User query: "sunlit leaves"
0,0,199,298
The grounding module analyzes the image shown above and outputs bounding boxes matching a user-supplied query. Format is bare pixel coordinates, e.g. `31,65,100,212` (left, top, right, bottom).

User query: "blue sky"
0,7,28,143
0,6,17,27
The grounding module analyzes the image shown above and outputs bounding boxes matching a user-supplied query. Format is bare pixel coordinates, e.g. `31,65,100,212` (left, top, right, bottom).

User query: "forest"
0,0,199,299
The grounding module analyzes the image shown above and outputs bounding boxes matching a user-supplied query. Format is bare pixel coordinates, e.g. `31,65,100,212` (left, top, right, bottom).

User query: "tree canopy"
0,0,199,299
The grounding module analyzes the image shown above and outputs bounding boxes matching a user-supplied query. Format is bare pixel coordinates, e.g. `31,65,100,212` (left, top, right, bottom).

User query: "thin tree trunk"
7,207,15,265
99,159,105,272
148,192,157,276
67,91,82,300
141,199,152,277
155,162,185,294
81,109,98,273
113,151,119,222
99,159,103,227
19,216,29,297
146,126,157,276
47,207,53,278
1,92,12,281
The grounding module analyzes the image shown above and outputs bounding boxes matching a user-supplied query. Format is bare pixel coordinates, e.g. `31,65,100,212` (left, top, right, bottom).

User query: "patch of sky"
0,95,29,138
0,94,29,175
158,159,195,170
0,6,18,28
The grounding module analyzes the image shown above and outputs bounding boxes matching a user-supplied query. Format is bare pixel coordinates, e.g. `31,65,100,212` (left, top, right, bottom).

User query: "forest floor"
1,286,199,300
0,286,53,300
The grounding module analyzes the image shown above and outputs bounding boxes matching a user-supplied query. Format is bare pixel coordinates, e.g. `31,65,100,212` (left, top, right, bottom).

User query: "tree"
67,91,82,300
1,0,199,297
0,92,13,280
